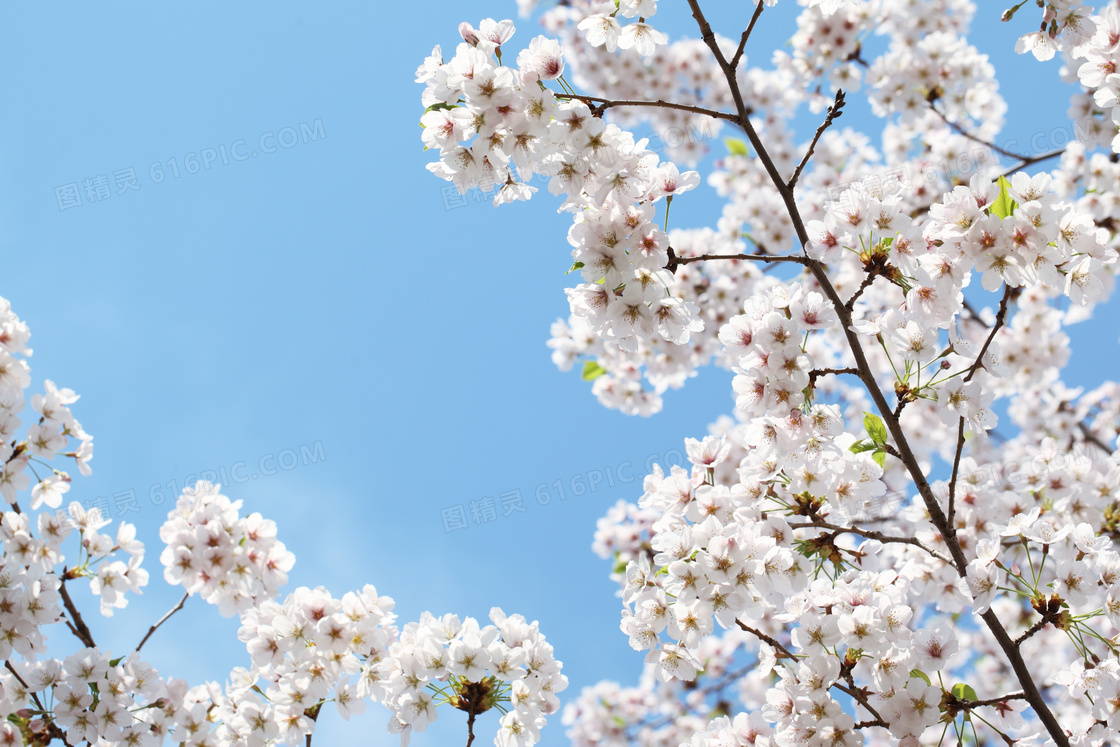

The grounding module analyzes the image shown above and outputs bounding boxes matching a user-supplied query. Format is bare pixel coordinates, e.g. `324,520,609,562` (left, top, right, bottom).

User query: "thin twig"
963,692,1028,708
730,1,766,70
947,417,967,530
466,710,477,747
789,89,846,191
929,103,1030,162
788,520,954,564
964,287,1012,384
1078,420,1114,455
949,286,1012,527
551,93,738,123
58,573,96,649
735,620,797,660
832,681,889,727
845,270,878,311
136,591,190,653
665,246,807,272
808,367,859,387
1000,148,1066,178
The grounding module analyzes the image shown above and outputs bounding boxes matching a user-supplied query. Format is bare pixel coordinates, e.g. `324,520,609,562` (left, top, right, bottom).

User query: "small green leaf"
423,102,457,115
612,552,627,575
872,449,886,468
725,137,749,157
566,261,585,275
951,682,978,702
990,175,1018,219
849,440,878,454
582,360,608,381
863,412,888,445
911,669,931,686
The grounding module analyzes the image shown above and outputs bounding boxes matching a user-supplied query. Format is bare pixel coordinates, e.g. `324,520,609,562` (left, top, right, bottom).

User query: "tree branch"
789,89,846,191
684,3,1069,742
135,591,190,653
730,1,766,71
788,520,954,564
832,681,889,728
947,417,967,530
929,103,1029,162
58,572,96,649
1000,147,1067,178
665,246,807,272
735,620,797,660
551,93,738,123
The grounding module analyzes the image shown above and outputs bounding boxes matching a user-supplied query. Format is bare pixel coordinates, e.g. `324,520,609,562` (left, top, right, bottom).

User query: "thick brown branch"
136,591,190,653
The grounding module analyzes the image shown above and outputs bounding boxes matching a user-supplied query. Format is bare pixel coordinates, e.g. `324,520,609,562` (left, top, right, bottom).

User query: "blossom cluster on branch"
0,299,566,747
415,0,1120,745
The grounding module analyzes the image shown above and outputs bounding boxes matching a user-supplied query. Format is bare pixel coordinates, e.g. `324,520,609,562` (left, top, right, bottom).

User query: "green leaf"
423,102,457,115
566,261,585,275
910,669,932,686
612,552,627,575
849,439,878,454
872,449,886,468
863,412,888,445
582,360,608,381
990,175,1018,219
725,137,749,157
951,683,978,702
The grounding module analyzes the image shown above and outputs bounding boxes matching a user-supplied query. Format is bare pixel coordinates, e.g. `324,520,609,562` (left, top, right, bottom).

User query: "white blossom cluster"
417,18,708,390
413,0,1120,744
159,481,295,617
0,293,565,747
0,298,93,507
383,608,568,747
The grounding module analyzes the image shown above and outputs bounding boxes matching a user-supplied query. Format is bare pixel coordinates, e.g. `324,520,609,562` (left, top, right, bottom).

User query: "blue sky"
0,2,1116,745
